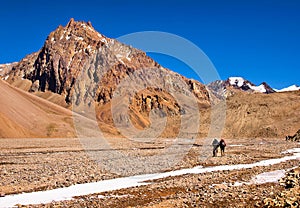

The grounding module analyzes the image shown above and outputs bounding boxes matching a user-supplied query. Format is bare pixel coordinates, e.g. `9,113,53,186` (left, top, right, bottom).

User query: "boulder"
286,129,300,142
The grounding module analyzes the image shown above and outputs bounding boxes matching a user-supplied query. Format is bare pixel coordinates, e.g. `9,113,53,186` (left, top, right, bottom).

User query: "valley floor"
0,137,299,207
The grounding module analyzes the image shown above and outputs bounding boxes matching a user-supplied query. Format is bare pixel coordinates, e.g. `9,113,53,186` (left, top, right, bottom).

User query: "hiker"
212,138,219,157
219,138,226,156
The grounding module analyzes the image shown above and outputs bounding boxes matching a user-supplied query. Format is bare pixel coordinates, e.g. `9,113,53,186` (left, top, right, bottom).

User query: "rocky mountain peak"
225,77,275,93
8,18,115,99
5,19,210,129
66,17,75,27
261,82,276,94
47,18,108,46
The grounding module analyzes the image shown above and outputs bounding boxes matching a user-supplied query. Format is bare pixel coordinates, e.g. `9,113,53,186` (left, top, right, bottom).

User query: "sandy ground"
0,137,299,207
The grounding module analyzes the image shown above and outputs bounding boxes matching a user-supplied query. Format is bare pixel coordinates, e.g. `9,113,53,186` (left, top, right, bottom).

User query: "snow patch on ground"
250,169,286,184
281,148,300,154
231,169,286,187
228,144,245,147
1,147,300,207
232,181,246,186
0,179,149,207
97,194,133,199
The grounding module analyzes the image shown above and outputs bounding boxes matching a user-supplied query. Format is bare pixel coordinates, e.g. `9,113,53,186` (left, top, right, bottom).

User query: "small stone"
214,184,227,190
0,192,5,197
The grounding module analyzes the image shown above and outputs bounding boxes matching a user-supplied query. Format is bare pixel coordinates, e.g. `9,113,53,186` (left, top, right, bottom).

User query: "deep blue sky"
0,0,299,89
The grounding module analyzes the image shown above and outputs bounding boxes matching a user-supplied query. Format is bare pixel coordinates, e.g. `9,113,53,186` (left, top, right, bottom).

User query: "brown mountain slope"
0,80,76,138
221,90,300,138
2,79,298,139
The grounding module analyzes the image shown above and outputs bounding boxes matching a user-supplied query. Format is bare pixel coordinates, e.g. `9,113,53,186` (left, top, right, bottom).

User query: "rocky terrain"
1,138,298,207
263,167,300,207
0,63,17,79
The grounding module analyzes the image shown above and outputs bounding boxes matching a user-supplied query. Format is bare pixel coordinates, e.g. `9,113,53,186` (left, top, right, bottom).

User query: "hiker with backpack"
212,138,227,157
212,138,219,157
219,138,226,156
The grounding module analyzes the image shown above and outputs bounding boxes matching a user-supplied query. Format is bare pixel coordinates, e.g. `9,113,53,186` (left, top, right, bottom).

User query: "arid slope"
222,90,300,138
0,80,75,138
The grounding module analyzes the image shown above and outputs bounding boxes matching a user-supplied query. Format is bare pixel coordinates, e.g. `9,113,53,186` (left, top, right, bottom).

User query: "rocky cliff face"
0,62,18,79
6,18,210,125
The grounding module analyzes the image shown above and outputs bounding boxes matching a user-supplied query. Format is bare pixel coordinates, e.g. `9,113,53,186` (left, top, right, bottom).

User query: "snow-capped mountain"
207,77,275,99
227,77,275,93
275,85,300,92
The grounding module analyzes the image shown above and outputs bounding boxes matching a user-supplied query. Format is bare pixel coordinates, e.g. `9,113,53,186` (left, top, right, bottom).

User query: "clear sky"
0,0,299,89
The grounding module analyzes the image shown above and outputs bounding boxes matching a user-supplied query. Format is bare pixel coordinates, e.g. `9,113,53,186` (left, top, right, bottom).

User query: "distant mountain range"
207,76,299,100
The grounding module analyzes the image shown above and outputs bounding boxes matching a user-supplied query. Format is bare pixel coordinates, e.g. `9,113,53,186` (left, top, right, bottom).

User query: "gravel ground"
0,137,299,207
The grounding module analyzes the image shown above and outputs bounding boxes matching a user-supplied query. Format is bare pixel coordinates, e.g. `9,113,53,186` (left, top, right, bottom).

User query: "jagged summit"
226,77,275,93
47,18,108,46
6,18,155,103
7,18,112,101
